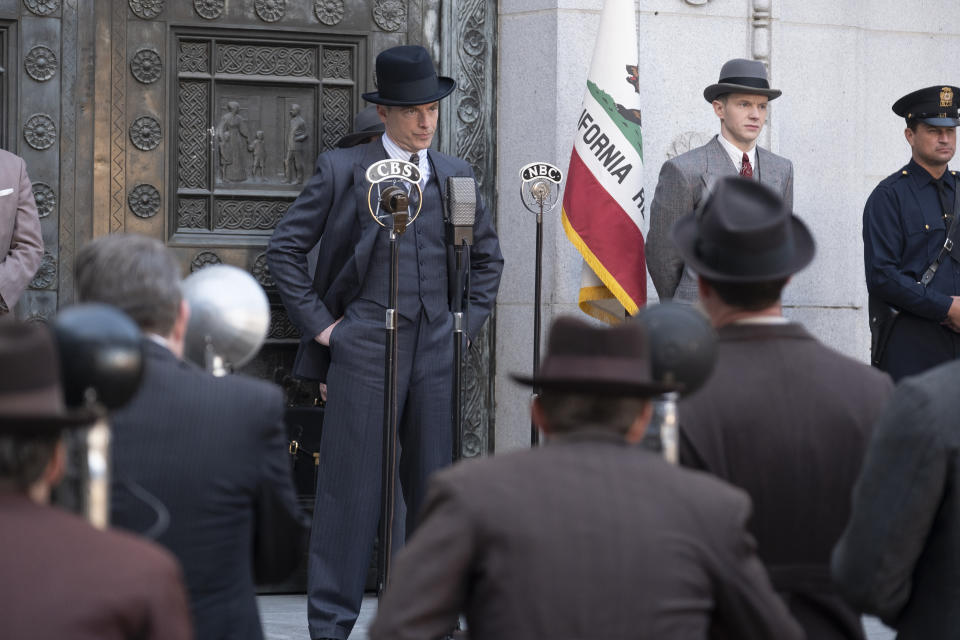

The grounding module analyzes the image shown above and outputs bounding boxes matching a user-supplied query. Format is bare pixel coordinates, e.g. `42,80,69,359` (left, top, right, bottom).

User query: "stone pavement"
257,594,896,640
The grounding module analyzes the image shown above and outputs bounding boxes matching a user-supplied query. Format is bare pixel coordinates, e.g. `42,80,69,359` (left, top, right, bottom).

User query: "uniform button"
925,224,930,230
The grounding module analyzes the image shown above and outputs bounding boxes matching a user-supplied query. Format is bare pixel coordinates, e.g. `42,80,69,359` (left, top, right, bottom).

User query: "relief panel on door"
171,32,360,246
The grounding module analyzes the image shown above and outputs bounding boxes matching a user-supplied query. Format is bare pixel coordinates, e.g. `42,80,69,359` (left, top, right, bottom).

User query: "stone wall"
495,0,960,450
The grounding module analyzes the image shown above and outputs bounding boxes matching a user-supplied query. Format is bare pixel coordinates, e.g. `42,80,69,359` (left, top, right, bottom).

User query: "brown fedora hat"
0,321,97,433
511,316,679,397
671,176,815,283
337,106,386,149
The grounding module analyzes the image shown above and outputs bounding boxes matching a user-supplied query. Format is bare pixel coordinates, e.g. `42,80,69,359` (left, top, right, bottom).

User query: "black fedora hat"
362,45,456,106
892,85,960,127
0,321,97,434
703,58,781,103
671,177,815,282
511,316,679,397
336,106,386,148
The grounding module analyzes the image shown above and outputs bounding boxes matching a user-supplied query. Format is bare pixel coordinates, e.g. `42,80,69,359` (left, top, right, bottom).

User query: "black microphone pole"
378,188,407,594
532,203,544,446
446,176,476,462
451,242,468,461
360,173,420,597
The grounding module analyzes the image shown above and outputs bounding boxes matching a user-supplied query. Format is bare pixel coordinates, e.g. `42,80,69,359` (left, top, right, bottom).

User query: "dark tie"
740,152,753,178
935,176,953,224
409,153,419,165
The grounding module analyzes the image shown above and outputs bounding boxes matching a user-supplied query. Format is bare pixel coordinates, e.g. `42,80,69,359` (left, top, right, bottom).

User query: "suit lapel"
353,140,388,228
699,135,737,195
756,146,784,193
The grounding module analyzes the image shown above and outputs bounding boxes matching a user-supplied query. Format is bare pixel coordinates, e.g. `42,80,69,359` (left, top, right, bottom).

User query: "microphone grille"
447,176,477,226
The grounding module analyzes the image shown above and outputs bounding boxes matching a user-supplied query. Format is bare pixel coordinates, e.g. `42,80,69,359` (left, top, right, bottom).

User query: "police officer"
864,85,960,381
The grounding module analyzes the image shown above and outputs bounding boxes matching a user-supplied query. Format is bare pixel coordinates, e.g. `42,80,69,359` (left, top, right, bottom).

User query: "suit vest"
357,168,449,322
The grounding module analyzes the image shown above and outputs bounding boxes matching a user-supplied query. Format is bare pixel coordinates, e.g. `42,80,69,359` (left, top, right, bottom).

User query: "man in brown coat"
370,316,803,640
672,176,894,639
0,321,193,640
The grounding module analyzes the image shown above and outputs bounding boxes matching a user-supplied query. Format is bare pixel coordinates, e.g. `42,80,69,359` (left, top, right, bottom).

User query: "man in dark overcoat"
863,85,960,380
75,233,307,640
833,357,960,637
266,45,503,640
0,321,193,640
673,177,894,639
370,316,803,640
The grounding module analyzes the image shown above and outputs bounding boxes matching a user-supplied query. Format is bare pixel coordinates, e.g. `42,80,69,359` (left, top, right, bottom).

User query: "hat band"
0,385,64,415
696,235,795,277
717,76,770,90
377,75,440,102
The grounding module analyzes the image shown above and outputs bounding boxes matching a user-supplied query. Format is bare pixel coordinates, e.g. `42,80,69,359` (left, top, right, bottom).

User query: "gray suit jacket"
833,359,960,638
680,323,893,640
0,149,42,312
647,136,793,302
371,430,803,640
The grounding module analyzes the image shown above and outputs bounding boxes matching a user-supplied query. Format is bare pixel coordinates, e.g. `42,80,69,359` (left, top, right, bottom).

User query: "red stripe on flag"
563,149,647,308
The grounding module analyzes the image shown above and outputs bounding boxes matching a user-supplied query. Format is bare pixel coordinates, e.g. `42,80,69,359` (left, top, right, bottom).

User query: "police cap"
892,85,960,127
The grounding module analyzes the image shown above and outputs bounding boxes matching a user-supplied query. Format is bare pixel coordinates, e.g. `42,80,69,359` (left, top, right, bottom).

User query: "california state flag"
561,0,646,323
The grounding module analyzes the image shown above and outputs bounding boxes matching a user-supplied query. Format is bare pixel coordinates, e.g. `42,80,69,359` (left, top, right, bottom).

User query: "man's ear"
624,401,654,445
697,276,711,300
531,396,551,435
712,99,725,120
45,440,67,488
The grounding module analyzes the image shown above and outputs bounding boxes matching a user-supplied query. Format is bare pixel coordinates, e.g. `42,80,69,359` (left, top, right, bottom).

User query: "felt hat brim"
704,83,782,103
670,209,815,282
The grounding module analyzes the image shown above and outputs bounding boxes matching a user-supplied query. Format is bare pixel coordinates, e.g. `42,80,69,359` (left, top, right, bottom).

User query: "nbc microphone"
446,176,476,247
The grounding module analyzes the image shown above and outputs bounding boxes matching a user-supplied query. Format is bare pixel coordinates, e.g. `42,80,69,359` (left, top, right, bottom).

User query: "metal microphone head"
446,176,476,246
530,180,551,204
379,185,409,214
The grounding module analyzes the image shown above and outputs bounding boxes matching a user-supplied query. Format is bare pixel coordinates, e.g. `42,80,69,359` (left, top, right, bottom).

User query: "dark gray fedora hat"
336,106,386,148
703,58,781,103
362,45,456,107
511,316,679,397
671,176,814,283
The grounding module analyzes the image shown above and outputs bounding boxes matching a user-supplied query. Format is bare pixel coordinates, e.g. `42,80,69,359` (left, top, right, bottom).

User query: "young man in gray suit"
370,315,803,640
673,177,893,640
647,58,794,303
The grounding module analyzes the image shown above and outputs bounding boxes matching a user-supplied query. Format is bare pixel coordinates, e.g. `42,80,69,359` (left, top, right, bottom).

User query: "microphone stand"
377,206,408,595
531,202,545,446
451,241,471,462
518,168,563,447
642,392,679,464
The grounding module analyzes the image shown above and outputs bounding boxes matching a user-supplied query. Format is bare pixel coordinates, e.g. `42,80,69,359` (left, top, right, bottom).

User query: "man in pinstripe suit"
75,233,308,640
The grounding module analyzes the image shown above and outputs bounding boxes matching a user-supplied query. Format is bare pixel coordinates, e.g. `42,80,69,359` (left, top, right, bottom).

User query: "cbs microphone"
380,185,409,214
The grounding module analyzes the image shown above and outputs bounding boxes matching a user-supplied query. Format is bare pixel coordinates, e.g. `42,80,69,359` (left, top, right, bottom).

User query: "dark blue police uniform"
864,161,960,380
863,84,960,381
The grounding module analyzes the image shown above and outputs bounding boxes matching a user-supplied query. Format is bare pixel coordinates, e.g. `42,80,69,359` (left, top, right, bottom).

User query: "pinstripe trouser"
307,298,453,640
